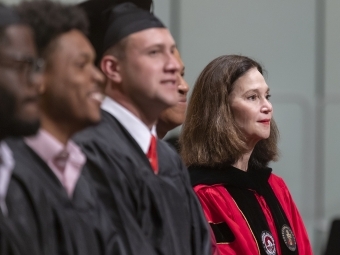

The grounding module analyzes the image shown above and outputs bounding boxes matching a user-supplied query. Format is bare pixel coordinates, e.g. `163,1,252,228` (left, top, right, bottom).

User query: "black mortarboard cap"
103,2,165,52
78,0,164,63
0,4,20,27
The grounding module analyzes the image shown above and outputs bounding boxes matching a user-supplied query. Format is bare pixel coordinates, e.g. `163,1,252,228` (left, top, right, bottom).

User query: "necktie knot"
53,149,69,172
147,135,158,174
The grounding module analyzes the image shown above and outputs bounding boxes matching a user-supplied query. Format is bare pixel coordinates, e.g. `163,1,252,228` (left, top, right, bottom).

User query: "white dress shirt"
101,96,157,154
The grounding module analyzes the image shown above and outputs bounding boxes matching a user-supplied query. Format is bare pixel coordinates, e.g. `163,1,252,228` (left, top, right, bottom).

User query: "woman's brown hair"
179,55,279,169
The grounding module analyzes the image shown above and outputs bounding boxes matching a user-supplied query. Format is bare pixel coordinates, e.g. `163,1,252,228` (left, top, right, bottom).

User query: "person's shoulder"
158,138,179,156
268,172,296,206
158,138,185,169
74,118,111,143
5,137,36,167
164,135,180,153
268,172,287,188
5,137,26,152
193,183,214,193
194,183,225,194
74,111,124,150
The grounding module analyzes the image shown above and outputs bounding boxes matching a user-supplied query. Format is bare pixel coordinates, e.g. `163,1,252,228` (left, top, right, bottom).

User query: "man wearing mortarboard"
75,2,211,255
6,1,126,255
0,4,47,255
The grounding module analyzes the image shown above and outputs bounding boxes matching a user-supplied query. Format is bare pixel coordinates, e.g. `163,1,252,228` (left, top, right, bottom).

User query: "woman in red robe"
180,55,312,255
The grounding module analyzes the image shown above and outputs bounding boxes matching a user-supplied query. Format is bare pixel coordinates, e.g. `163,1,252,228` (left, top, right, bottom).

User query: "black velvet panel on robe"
73,109,211,255
6,138,124,255
190,164,299,255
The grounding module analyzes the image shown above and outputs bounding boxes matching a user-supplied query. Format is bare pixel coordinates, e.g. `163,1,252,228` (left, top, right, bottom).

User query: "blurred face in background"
0,24,42,138
157,49,189,137
41,29,104,131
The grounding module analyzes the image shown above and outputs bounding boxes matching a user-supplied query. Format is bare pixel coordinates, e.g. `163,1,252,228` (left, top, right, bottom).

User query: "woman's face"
229,67,273,146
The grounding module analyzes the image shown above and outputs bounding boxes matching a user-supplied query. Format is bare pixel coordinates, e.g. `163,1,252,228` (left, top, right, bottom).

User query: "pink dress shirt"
25,129,85,198
0,142,14,216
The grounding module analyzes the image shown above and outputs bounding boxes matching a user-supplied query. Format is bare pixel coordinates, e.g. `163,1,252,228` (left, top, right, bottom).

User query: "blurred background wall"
3,0,340,253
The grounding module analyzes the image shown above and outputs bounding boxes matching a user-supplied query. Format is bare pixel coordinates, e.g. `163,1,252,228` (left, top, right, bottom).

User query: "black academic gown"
4,166,56,255
0,140,54,255
0,210,37,255
74,110,211,255
6,138,124,255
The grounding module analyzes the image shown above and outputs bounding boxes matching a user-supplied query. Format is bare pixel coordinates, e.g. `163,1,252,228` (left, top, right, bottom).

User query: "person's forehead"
1,24,34,52
53,29,94,56
233,69,268,92
58,30,90,47
127,27,174,47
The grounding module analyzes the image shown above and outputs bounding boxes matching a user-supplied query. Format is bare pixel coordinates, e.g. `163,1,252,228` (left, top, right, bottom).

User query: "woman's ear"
100,55,122,83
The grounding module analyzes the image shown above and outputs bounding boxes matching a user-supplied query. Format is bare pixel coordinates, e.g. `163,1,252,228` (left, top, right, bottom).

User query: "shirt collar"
101,96,157,154
25,129,64,163
25,129,85,168
24,129,86,198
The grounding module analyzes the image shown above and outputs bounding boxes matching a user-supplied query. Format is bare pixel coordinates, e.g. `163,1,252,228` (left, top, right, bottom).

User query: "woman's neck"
232,149,253,172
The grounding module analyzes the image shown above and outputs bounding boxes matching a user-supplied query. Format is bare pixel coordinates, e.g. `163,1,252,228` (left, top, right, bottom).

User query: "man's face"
0,24,41,138
42,29,104,130
158,49,189,130
118,28,180,114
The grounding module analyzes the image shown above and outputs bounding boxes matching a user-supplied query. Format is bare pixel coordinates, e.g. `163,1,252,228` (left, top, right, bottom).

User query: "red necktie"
147,135,158,174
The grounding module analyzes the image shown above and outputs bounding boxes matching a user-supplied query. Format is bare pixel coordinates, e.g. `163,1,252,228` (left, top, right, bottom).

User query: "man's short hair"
16,1,88,58
0,4,21,46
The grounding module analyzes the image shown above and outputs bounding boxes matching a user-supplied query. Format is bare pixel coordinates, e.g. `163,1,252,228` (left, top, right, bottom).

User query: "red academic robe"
194,174,312,255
